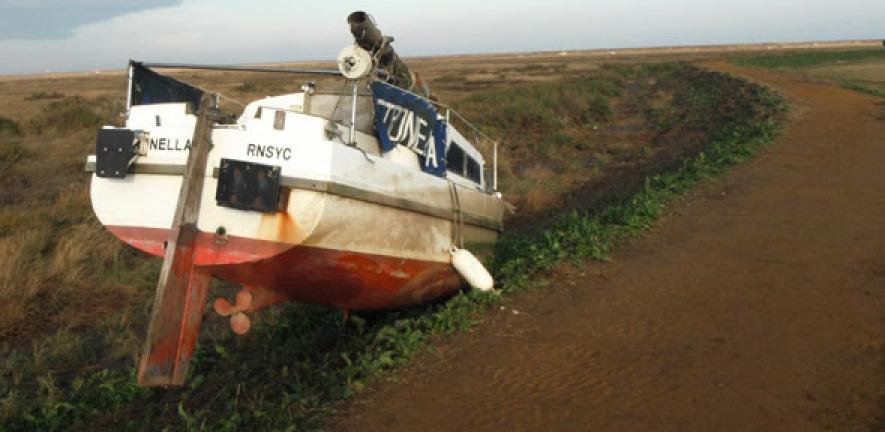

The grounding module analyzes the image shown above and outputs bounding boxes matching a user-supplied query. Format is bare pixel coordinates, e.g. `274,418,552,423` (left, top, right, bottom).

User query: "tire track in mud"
333,63,885,432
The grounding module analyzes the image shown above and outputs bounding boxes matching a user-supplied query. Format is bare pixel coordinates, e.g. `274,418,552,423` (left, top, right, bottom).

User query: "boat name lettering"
371,80,447,177
149,137,191,151
375,99,438,168
247,143,292,160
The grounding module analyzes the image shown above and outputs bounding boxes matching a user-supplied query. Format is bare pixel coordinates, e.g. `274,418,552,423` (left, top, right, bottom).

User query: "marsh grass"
734,48,885,69
25,91,65,101
450,69,627,219
455,72,621,147
0,116,21,137
0,88,157,431
0,63,786,431
27,97,106,135
838,80,885,98
735,48,885,99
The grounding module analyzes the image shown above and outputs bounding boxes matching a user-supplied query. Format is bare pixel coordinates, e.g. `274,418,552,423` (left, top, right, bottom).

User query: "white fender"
450,247,494,292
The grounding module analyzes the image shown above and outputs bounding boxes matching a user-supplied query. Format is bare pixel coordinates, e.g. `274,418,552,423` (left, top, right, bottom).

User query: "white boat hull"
89,102,505,310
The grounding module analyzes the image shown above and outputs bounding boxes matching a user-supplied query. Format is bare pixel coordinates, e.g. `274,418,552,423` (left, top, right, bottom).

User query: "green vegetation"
0,64,786,431
28,97,106,134
456,73,620,150
0,116,21,137
0,116,24,171
0,141,27,171
493,66,786,281
0,90,153,431
838,80,885,98
235,81,258,92
734,48,885,69
25,91,65,101
234,78,297,96
450,69,628,217
735,48,885,99
647,64,784,139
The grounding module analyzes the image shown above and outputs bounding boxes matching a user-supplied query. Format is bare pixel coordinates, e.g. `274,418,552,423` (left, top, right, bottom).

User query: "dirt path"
332,64,885,431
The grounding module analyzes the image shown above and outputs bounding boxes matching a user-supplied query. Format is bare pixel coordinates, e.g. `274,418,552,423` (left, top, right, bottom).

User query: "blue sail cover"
371,80,447,177
129,61,204,110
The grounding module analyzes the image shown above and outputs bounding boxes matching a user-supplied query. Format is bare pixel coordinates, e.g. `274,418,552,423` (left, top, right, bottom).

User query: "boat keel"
137,253,210,386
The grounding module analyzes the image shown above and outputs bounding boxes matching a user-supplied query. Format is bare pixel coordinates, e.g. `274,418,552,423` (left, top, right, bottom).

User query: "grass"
455,72,620,146
0,90,161,432
233,78,301,96
0,63,786,431
25,91,65,101
838,80,885,98
735,47,885,99
491,64,786,284
27,97,108,135
0,117,21,137
734,48,885,69
449,68,633,219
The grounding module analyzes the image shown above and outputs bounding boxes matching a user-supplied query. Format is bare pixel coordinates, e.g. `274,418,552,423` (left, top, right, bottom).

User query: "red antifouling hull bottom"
107,225,463,311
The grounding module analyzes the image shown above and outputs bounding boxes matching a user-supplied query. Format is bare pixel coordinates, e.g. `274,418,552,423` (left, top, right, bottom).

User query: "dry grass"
0,217,127,340
0,231,43,330
0,78,162,411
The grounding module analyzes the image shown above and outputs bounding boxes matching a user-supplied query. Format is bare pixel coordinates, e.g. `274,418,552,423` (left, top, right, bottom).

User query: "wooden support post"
137,94,215,386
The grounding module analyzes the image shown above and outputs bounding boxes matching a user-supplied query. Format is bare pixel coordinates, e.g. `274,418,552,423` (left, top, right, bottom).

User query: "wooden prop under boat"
85,11,507,386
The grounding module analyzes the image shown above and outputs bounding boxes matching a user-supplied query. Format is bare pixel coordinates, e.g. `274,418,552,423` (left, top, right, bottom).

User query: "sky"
0,0,882,75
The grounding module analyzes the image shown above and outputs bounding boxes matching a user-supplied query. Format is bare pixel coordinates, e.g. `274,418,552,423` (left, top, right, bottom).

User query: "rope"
330,79,352,127
449,181,464,248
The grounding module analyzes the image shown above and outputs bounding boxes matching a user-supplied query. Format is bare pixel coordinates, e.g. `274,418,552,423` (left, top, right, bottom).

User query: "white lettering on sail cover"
376,99,437,168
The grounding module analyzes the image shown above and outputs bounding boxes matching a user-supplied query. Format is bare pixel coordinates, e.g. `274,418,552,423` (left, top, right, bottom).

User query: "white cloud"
0,0,181,39
0,0,882,74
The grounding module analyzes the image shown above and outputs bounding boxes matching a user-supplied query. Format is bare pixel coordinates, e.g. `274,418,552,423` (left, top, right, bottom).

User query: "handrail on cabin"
432,102,500,192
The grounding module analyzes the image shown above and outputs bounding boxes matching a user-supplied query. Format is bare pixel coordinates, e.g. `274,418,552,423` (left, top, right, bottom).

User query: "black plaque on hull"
215,158,282,213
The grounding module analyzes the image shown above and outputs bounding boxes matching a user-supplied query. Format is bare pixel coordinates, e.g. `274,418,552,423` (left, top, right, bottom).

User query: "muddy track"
332,64,885,431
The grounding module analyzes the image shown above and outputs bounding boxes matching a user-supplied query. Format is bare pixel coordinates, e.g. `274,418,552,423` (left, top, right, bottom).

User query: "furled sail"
129,61,204,110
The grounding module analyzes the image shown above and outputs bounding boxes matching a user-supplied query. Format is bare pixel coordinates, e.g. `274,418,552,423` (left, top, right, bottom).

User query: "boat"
84,11,507,386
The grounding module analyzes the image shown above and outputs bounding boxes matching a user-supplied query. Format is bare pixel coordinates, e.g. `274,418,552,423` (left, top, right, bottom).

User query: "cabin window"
466,158,481,184
254,107,262,119
446,142,465,175
273,110,285,130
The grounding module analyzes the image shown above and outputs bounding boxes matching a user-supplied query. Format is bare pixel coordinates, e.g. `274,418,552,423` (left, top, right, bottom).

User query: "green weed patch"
0,117,21,137
27,97,105,135
735,48,885,69
455,73,621,151
735,48,885,99
25,91,65,101
838,80,885,98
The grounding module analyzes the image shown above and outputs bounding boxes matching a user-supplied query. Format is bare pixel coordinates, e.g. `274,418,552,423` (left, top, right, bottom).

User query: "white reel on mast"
337,45,374,80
